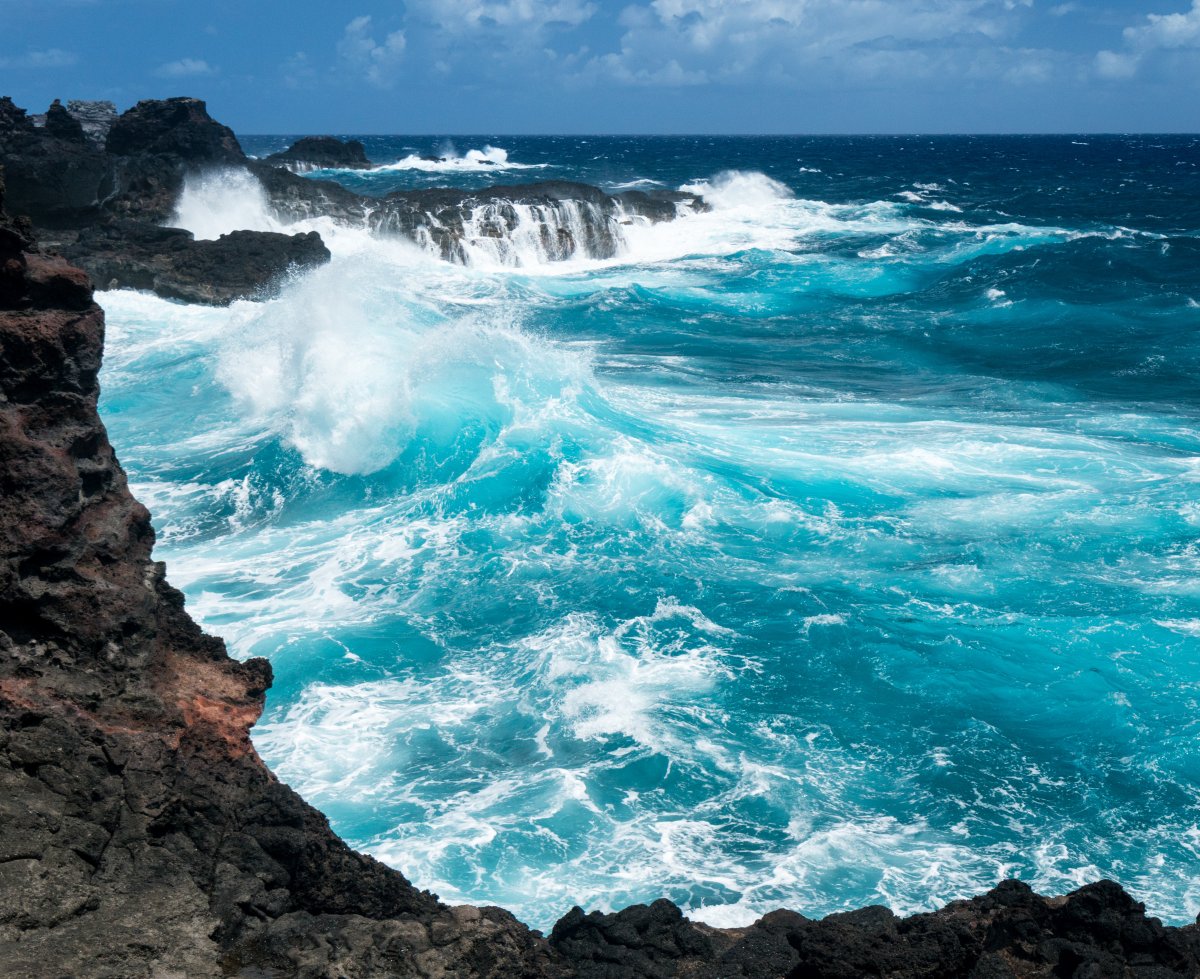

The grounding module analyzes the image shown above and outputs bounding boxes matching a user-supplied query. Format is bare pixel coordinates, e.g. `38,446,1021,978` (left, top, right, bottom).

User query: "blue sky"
2,0,1198,132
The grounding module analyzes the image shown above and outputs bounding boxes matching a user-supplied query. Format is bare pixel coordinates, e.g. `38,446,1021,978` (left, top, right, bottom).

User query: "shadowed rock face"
266,135,372,170
0,95,113,229
2,95,699,281
1,96,330,302
64,221,331,305
4,112,1200,977
105,97,244,163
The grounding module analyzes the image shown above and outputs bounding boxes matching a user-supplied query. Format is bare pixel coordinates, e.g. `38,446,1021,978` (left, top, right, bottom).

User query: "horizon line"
237,130,1200,138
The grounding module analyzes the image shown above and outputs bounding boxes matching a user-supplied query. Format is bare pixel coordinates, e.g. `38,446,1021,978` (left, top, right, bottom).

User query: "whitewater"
96,135,1200,931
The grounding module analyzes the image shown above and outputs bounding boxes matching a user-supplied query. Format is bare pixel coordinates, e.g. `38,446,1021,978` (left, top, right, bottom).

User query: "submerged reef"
2,97,1200,977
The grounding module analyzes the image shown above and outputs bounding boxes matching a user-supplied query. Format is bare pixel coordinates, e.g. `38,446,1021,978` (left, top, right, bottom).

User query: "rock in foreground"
65,221,330,304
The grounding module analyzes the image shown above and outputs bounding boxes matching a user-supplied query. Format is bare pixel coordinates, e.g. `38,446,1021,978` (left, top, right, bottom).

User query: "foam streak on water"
101,135,1200,931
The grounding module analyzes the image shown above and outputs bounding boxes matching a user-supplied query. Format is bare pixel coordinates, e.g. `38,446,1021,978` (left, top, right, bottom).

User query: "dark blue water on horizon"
98,134,1200,929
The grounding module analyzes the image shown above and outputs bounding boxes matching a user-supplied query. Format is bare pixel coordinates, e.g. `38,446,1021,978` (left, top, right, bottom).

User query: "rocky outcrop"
1,96,329,302
366,180,702,264
266,135,372,170
103,97,246,224
105,97,243,163
64,222,331,304
0,95,113,229
2,95,700,276
66,100,118,146
44,99,86,143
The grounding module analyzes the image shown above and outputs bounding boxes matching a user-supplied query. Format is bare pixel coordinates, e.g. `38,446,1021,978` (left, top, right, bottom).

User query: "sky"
2,0,1199,133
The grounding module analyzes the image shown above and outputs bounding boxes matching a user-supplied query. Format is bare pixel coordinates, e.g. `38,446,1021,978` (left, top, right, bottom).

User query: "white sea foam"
375,145,545,173
94,150,1200,935
214,252,590,474
680,170,793,209
1155,619,1200,637
171,167,286,239
609,178,666,190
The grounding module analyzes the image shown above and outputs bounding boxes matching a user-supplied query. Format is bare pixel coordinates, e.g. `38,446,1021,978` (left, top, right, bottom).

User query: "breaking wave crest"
100,136,1200,931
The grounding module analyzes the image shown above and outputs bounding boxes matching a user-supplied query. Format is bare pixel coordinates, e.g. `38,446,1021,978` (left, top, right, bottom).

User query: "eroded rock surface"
66,100,118,146
0,96,328,302
64,221,330,305
266,135,372,170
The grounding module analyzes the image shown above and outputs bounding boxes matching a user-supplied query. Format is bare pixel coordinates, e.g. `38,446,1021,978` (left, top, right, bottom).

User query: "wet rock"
266,135,371,170
66,100,118,146
369,180,704,263
105,96,243,163
64,221,331,304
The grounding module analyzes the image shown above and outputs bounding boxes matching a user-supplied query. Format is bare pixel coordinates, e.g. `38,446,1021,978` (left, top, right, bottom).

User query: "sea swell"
98,136,1200,931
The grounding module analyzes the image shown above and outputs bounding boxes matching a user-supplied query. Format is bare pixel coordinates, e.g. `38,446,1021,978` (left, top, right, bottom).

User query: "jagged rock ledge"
1,95,703,295
0,96,331,305
265,135,372,171
3,114,1200,978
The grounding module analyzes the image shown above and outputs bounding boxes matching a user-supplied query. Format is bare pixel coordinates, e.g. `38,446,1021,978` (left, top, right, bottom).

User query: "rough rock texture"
64,221,331,304
66,100,118,146
4,112,1200,978
0,169,552,978
0,96,113,229
1,96,329,303
44,99,87,143
266,135,372,170
105,96,244,163
2,94,700,279
103,97,246,224
367,180,704,263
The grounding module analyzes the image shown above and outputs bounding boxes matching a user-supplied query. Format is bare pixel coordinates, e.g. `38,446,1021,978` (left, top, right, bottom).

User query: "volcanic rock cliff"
3,115,1200,977
1,95,702,287
0,96,329,304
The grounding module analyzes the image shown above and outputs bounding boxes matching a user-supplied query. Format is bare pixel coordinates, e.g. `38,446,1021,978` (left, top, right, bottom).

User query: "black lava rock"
266,135,371,169
65,221,331,304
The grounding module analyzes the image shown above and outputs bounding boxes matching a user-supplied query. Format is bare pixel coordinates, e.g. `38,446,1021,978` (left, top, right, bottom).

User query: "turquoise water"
98,136,1200,929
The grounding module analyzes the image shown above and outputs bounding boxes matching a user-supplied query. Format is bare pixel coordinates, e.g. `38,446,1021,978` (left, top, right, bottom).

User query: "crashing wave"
374,145,547,174
177,167,705,268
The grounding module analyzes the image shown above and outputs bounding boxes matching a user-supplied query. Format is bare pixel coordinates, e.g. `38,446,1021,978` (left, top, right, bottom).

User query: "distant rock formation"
104,96,244,162
1,95,702,279
265,134,372,170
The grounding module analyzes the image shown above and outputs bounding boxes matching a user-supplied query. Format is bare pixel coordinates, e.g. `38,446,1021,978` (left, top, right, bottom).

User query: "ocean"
95,134,1200,931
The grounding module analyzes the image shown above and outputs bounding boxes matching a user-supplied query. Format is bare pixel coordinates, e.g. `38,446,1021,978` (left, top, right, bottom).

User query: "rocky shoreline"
2,96,1200,978
0,95,700,299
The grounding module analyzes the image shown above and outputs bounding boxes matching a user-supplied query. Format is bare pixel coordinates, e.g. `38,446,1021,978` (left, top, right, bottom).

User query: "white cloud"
1095,0,1200,79
155,57,215,78
410,0,595,33
338,15,408,86
1094,49,1138,80
0,48,78,69
585,0,1040,88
